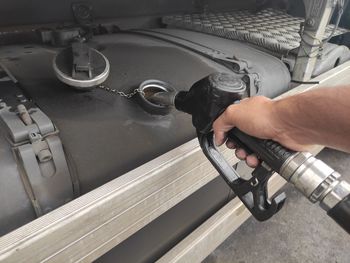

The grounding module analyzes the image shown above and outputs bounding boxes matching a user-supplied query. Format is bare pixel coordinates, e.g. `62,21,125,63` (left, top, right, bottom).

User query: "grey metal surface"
312,43,350,76
0,32,290,195
0,0,256,27
0,67,75,234
0,103,55,144
16,135,74,215
163,8,348,55
0,32,237,239
0,34,227,235
1,60,348,263
0,128,36,236
139,28,291,98
0,30,291,261
0,69,36,236
0,36,219,194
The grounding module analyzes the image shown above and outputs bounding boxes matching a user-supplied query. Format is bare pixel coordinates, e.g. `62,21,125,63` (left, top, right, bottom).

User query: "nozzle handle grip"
198,131,286,221
227,128,295,173
328,194,350,234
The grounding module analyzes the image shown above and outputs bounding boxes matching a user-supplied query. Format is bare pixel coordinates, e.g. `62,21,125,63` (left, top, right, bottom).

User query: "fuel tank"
0,30,291,235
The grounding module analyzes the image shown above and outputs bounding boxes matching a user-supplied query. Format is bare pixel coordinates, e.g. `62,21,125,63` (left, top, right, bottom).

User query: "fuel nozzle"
137,79,177,115
173,73,247,134
147,91,177,107
146,73,247,133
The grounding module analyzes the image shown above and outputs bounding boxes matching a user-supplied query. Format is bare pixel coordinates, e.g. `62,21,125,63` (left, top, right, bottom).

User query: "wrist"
270,99,294,144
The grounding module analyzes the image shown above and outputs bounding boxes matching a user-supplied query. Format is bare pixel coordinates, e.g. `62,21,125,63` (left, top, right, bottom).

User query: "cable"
324,0,345,43
297,0,345,58
291,80,320,84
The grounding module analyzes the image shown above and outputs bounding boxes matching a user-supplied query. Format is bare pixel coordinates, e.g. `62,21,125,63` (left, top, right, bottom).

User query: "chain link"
97,84,145,99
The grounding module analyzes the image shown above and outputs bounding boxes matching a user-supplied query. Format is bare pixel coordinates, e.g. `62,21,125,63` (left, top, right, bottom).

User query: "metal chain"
97,84,145,99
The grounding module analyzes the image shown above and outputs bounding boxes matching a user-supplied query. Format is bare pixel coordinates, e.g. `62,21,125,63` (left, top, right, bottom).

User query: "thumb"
213,106,237,146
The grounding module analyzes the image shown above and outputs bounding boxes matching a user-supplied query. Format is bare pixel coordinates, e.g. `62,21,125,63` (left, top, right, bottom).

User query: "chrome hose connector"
279,152,350,211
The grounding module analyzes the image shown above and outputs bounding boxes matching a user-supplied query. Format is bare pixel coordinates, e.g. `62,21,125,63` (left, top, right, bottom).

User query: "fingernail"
214,135,222,147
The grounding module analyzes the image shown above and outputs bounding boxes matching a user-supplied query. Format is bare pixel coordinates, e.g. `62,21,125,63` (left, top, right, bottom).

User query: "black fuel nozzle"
146,73,288,220
147,91,177,108
171,73,287,221
174,73,247,134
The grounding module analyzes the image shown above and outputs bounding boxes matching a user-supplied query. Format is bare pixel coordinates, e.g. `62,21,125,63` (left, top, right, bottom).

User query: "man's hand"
213,96,309,167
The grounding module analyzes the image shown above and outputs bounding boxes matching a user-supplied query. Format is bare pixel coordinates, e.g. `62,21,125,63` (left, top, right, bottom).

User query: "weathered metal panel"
1,60,349,263
0,0,256,26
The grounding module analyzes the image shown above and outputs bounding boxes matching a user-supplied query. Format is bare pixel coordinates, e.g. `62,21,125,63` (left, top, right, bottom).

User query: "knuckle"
224,104,238,120
212,119,220,130
254,96,270,103
226,104,237,114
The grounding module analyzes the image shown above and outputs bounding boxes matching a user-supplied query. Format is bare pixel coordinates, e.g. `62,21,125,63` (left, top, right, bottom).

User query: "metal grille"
163,8,348,55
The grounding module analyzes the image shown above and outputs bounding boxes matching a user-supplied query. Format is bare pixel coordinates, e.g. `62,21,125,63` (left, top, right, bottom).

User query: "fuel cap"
209,72,246,93
53,42,110,90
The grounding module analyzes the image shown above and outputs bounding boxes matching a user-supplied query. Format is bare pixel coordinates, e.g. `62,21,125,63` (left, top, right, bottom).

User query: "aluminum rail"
1,61,350,263
0,139,237,263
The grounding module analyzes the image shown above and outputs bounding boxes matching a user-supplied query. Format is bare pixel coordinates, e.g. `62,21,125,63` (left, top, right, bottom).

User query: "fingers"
235,148,247,160
226,140,236,149
213,104,259,168
214,130,227,147
246,154,259,168
235,147,260,168
226,140,259,168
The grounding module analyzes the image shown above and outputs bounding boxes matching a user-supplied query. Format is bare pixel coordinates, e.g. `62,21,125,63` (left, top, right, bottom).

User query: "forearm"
273,86,350,152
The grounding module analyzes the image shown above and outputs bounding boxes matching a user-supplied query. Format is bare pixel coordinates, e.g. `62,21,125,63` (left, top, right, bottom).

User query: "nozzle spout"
147,91,177,107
